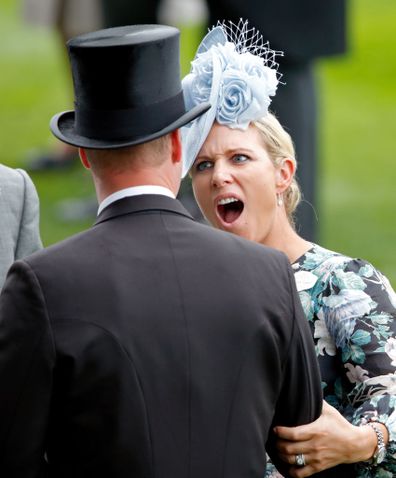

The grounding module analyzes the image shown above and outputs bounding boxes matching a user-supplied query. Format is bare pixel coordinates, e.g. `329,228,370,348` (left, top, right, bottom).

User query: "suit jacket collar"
94,194,194,226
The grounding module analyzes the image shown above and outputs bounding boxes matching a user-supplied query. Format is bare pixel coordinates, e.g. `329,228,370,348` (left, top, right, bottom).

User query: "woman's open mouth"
217,197,244,224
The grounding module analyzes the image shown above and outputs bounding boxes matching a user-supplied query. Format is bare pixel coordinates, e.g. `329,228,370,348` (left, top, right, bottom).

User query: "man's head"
49,25,210,193
79,130,183,201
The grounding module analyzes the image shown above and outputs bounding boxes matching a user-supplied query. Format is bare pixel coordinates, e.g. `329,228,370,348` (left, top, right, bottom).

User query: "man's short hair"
86,134,171,175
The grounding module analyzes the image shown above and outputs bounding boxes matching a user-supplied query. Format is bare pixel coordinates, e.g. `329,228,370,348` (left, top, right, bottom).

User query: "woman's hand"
273,401,379,477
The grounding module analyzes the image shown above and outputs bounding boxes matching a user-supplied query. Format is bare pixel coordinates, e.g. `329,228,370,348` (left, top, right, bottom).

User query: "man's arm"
266,264,322,476
0,260,53,476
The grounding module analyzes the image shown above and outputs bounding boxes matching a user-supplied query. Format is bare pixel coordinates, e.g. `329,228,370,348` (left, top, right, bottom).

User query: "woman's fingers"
277,453,319,478
278,452,310,466
274,422,316,441
274,400,339,442
276,438,310,455
288,464,318,478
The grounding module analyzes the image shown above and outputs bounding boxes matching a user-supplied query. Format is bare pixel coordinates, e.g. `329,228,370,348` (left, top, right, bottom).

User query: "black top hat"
50,25,210,149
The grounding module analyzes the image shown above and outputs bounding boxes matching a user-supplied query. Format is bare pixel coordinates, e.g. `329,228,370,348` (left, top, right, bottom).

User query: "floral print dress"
266,243,396,477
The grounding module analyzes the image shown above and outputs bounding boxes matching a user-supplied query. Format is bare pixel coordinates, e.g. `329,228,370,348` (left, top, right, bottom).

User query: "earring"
277,193,283,207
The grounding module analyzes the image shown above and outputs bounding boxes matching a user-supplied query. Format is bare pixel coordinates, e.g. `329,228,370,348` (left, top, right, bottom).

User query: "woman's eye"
195,160,213,172
232,154,249,164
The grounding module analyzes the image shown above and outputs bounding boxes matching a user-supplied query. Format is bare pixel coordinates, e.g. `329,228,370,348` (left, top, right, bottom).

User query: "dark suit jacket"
0,194,322,478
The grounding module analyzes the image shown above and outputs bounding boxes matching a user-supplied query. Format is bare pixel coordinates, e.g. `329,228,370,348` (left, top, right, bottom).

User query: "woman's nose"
211,162,232,187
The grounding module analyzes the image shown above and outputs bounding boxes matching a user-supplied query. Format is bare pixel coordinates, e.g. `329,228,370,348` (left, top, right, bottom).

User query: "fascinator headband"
181,20,282,177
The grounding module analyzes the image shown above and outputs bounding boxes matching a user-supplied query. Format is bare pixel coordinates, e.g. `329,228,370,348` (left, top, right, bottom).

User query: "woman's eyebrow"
196,147,254,160
226,147,254,155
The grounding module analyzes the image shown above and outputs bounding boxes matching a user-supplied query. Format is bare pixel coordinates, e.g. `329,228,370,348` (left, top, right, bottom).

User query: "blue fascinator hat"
181,20,282,177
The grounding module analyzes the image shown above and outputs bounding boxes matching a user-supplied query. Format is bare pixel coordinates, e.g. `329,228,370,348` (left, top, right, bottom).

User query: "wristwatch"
367,422,387,465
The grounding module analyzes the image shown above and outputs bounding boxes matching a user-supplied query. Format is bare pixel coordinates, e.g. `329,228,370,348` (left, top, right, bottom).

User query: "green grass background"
0,0,395,283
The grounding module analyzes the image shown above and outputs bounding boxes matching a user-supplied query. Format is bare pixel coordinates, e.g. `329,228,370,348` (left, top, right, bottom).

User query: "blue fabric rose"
217,64,277,129
186,42,278,131
218,72,253,126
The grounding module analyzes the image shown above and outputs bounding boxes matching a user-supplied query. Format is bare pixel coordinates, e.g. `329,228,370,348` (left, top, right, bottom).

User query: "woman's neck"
262,217,312,264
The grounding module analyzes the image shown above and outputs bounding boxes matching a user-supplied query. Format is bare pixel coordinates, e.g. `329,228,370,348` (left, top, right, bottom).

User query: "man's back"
0,195,321,477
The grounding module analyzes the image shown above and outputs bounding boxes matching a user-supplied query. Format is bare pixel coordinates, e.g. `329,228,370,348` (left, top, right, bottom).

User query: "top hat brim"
50,102,211,149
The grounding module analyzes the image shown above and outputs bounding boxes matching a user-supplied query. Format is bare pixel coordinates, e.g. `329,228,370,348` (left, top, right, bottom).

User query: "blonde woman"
182,21,396,477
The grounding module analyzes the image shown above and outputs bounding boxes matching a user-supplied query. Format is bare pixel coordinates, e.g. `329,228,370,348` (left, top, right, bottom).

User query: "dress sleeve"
320,258,396,474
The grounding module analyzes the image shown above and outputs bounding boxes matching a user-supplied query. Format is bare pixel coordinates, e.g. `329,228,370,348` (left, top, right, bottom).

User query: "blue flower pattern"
266,244,396,477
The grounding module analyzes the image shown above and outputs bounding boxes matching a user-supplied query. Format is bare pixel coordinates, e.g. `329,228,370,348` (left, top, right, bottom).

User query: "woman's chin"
217,218,250,240
214,215,241,232
214,219,262,244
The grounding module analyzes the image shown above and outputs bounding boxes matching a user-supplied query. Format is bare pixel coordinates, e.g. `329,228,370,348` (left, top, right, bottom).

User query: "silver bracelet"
365,422,387,466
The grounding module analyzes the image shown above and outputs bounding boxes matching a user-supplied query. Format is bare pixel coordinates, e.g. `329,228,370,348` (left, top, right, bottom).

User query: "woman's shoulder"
293,243,349,292
294,242,396,311
294,242,382,279
296,244,396,349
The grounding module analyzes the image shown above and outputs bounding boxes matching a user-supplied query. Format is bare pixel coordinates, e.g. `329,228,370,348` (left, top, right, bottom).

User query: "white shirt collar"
97,185,175,215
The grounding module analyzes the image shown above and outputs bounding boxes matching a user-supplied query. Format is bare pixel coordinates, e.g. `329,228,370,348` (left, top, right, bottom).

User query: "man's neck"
97,185,176,215
94,168,180,204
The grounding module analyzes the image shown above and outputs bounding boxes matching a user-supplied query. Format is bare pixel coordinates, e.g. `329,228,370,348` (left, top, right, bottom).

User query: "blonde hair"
253,113,301,226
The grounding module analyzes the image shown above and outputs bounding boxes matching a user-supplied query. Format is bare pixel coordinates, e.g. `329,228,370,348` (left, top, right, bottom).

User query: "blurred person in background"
22,0,102,171
101,0,159,25
0,164,42,288
22,0,106,221
182,22,396,477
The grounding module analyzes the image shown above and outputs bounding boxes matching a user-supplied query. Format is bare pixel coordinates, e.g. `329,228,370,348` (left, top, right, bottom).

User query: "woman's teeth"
217,197,239,205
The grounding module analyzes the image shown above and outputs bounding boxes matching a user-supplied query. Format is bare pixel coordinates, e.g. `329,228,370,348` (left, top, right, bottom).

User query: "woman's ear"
275,158,295,193
79,148,91,169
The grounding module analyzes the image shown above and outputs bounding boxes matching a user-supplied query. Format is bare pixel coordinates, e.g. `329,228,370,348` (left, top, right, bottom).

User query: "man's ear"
275,158,296,193
170,130,182,164
79,148,91,169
